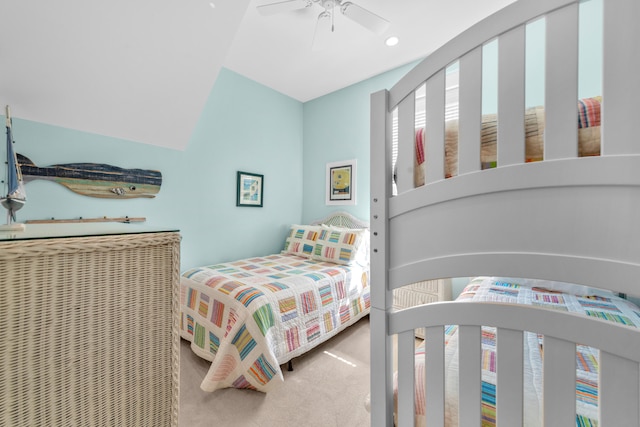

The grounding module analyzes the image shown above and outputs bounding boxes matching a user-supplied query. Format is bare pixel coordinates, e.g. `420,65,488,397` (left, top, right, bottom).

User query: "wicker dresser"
393,279,452,339
0,224,180,427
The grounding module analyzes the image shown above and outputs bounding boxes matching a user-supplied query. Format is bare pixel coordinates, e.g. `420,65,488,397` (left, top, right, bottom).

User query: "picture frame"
326,159,357,206
236,171,264,207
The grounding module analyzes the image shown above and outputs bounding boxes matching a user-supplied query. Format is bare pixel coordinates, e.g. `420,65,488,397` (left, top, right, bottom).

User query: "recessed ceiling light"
209,2,215,8
385,36,399,47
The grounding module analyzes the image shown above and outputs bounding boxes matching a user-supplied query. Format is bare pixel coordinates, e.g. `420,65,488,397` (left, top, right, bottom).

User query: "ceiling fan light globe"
320,0,335,10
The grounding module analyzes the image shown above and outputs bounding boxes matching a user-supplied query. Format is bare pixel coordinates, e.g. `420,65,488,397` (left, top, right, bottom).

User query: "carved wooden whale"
17,154,162,199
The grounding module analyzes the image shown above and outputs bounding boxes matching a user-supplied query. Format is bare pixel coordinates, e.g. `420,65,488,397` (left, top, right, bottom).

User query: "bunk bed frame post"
370,89,394,427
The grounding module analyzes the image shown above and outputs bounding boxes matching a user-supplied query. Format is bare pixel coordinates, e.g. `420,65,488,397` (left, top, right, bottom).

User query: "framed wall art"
236,171,264,207
326,159,356,206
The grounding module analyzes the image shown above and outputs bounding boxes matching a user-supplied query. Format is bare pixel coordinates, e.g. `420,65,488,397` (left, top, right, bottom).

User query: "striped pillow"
311,226,368,265
283,224,321,257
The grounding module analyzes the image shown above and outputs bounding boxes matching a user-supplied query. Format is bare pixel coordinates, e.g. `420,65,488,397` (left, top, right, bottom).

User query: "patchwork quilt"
180,253,370,392
405,276,640,426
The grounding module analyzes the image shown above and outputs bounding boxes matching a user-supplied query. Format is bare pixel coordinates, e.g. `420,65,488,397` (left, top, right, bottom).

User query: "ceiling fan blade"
257,0,312,16
312,11,334,51
340,1,389,34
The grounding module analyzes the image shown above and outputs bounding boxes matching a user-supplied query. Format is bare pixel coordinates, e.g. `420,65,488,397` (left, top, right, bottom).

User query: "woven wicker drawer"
393,279,452,339
0,230,181,427
393,287,440,308
405,279,451,298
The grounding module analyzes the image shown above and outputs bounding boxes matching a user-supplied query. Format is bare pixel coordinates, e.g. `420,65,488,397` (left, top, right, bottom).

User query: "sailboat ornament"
1,105,27,231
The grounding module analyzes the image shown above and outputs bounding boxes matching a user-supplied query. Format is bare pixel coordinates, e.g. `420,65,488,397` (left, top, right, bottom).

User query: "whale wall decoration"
16,153,162,199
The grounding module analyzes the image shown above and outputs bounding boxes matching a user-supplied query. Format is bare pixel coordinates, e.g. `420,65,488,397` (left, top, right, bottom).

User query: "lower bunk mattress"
180,253,370,392
399,277,640,426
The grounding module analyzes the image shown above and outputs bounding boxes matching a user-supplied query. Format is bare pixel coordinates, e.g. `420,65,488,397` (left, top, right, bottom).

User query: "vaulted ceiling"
0,0,515,150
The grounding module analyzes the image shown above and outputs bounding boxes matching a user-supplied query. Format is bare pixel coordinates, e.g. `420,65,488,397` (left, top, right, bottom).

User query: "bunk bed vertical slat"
458,325,482,426
496,328,524,425
369,89,394,427
425,325,446,426
601,0,640,155
425,69,446,183
544,2,579,160
397,331,416,427
497,25,526,167
458,47,483,176
397,94,416,193
542,336,576,426
599,352,640,426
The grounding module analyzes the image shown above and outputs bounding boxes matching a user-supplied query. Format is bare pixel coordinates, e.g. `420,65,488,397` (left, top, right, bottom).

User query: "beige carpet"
179,316,372,427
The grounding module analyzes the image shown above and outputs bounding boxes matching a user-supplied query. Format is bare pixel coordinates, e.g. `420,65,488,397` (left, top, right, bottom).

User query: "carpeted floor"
179,316,372,427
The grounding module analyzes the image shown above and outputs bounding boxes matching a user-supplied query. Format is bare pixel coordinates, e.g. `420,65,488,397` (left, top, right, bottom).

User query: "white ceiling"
0,0,515,151
229,0,516,103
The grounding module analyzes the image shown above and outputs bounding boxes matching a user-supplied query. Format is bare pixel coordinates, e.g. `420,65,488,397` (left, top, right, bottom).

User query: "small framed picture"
326,159,356,206
236,171,264,207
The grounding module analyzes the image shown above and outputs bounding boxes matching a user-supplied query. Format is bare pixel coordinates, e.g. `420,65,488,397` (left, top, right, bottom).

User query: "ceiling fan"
257,0,390,49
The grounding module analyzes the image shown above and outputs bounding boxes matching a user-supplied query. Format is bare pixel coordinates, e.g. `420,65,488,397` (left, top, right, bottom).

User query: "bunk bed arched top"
371,0,640,296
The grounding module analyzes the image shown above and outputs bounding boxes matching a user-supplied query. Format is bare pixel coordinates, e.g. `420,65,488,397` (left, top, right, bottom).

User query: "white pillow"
282,224,321,257
310,225,369,266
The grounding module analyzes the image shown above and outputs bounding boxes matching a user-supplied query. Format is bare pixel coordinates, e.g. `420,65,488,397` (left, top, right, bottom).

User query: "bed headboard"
310,211,369,229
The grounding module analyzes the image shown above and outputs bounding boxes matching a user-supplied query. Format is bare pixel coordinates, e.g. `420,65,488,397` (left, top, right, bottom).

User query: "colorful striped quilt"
180,253,370,392
405,277,640,426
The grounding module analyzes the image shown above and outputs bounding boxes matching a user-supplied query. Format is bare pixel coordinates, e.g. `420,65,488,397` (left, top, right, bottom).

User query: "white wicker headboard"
310,211,369,229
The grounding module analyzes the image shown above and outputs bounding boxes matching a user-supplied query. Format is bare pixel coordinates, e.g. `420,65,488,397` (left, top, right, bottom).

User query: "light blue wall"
3,69,303,271
301,62,418,224
578,0,603,98
182,69,303,269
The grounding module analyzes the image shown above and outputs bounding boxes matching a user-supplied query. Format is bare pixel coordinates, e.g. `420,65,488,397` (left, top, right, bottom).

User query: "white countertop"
0,222,178,241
